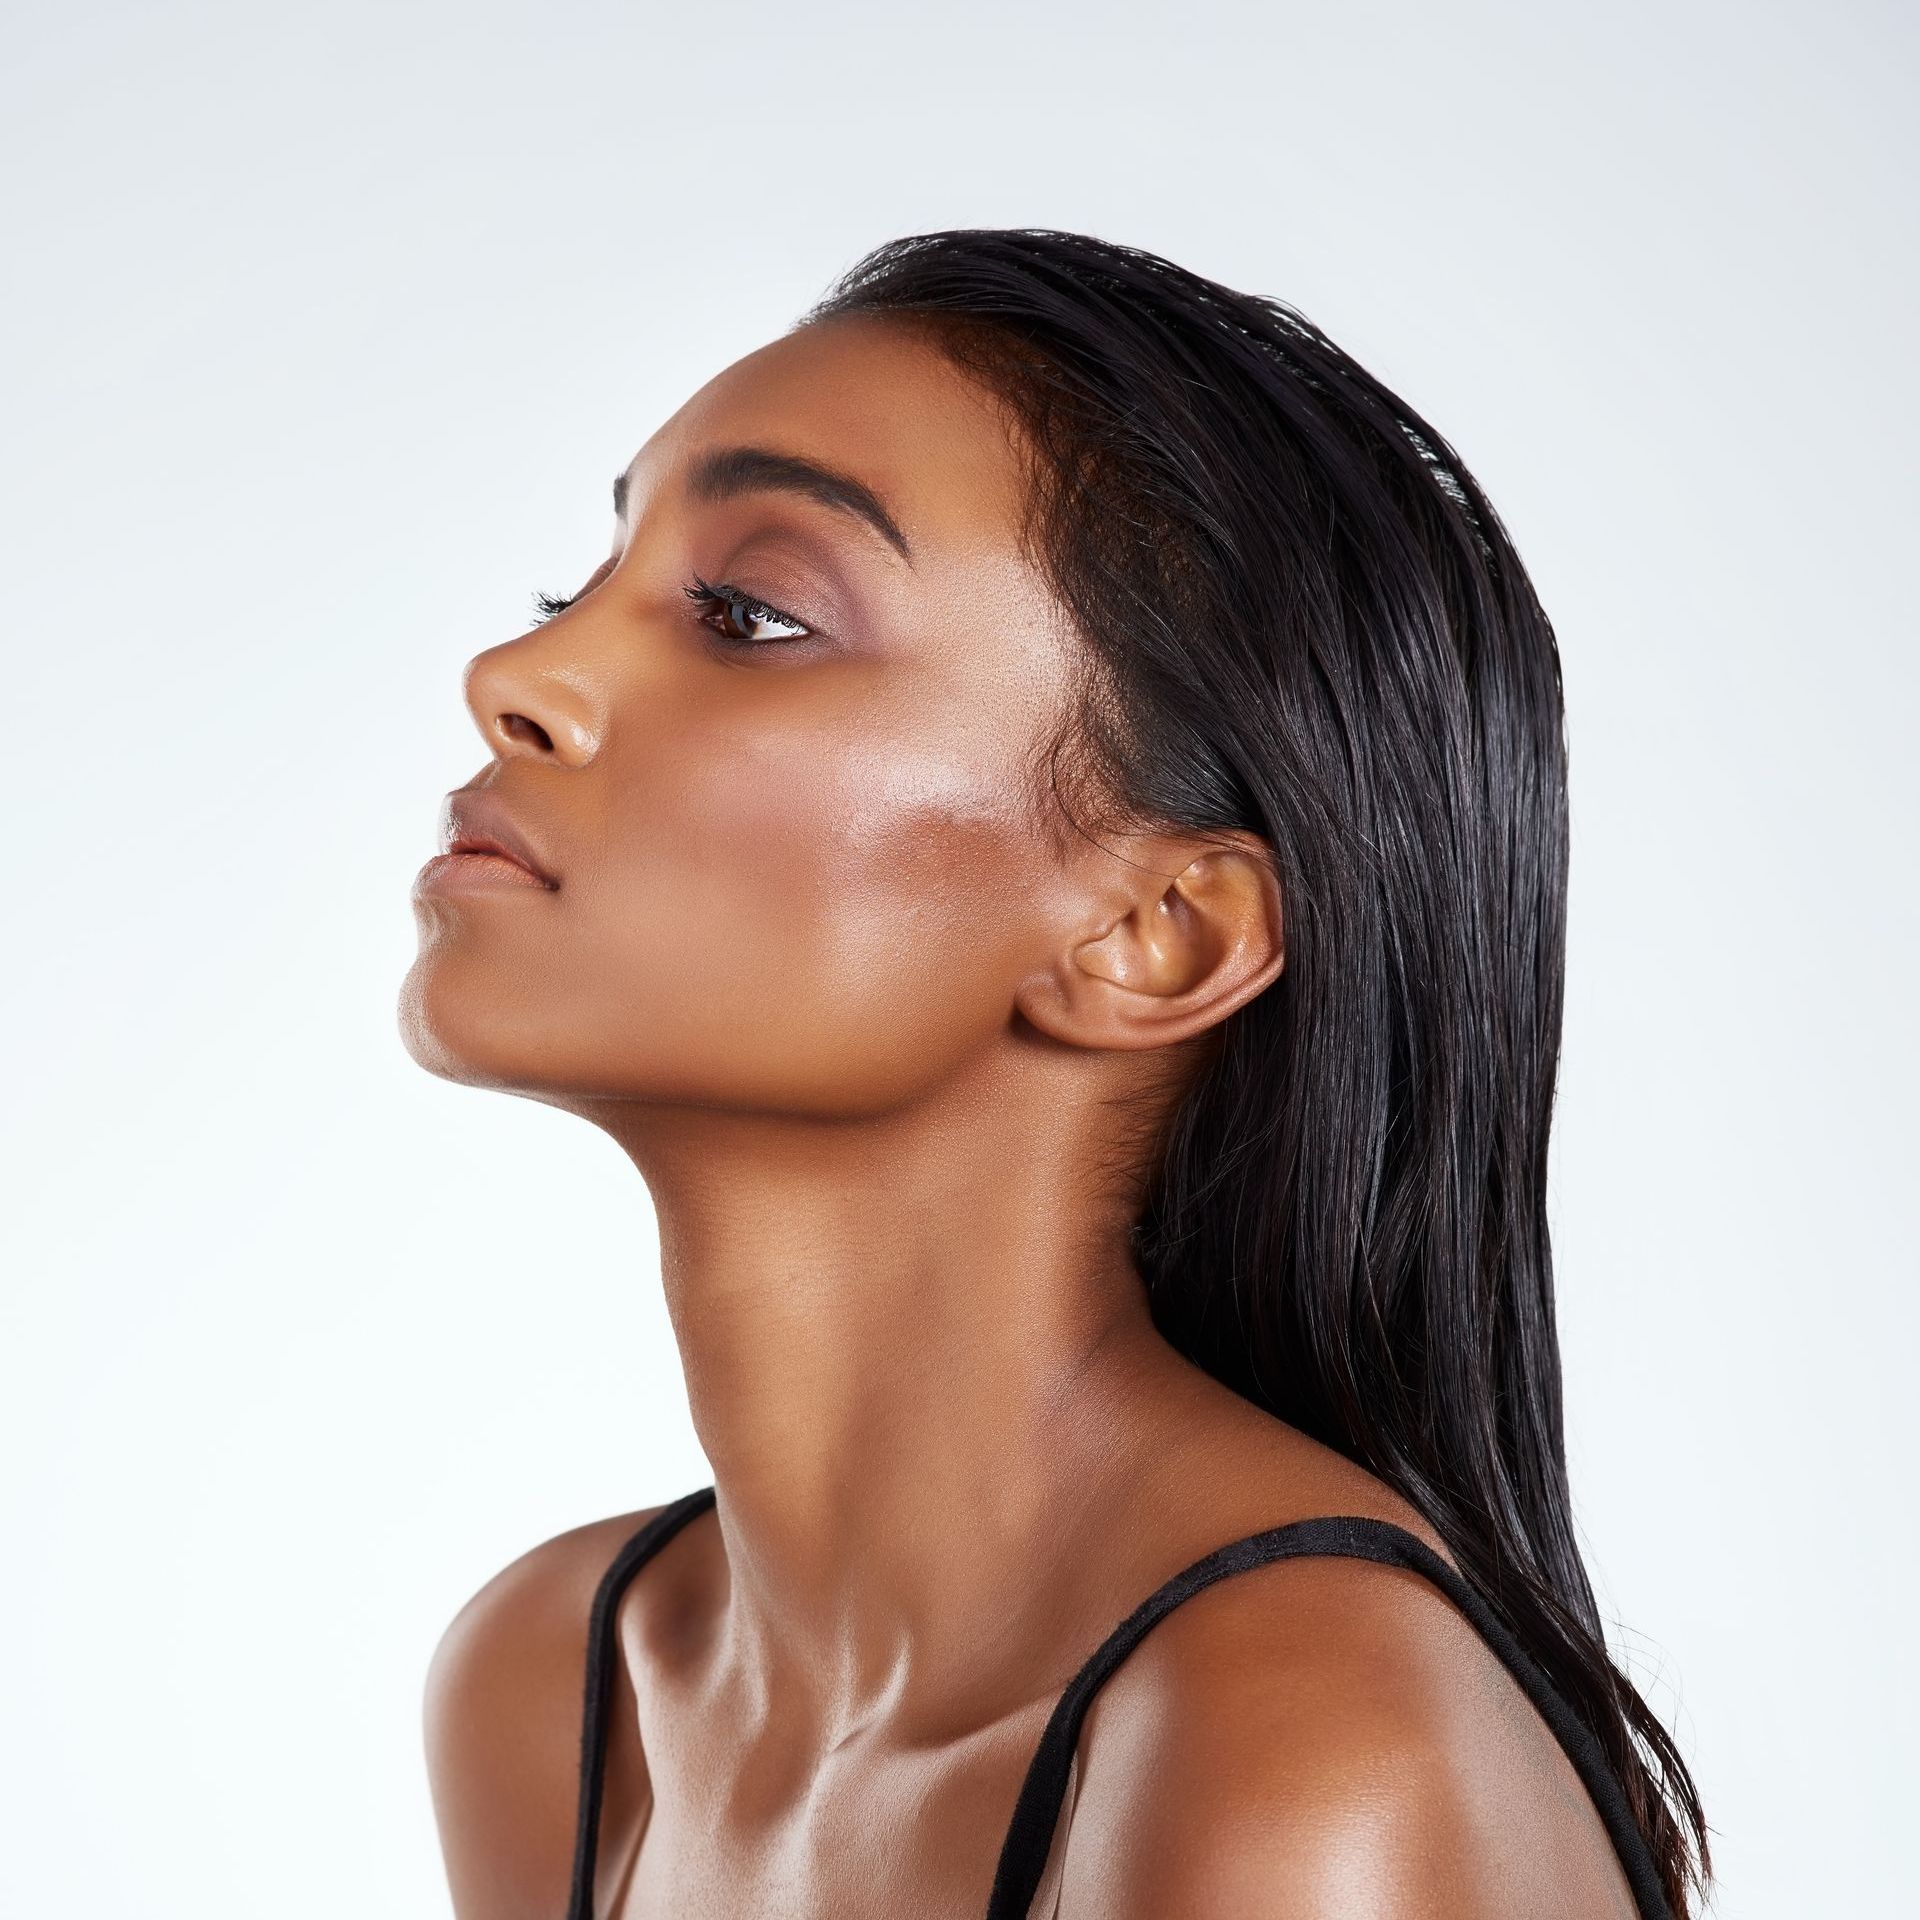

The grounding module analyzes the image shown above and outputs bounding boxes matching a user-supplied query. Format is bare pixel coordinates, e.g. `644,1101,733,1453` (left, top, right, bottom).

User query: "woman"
403,229,1710,1919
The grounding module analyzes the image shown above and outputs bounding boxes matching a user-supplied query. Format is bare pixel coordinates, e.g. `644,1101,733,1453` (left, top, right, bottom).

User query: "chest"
598,1703,1072,1920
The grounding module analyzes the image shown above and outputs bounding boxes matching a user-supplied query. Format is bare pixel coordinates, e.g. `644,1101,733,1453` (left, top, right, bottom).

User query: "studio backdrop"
2,3,1913,1916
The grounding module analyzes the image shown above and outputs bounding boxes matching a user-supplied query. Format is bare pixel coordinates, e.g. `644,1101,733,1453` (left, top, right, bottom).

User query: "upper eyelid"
693,517,862,628
688,576,810,628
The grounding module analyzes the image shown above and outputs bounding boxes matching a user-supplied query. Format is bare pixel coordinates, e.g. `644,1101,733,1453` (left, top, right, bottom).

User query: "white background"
3,3,1912,1914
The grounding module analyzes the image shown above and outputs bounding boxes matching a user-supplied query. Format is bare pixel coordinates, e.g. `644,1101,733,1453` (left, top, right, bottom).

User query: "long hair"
806,228,1709,1915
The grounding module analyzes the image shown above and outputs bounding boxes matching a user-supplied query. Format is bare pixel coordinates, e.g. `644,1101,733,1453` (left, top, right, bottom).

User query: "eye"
683,575,813,646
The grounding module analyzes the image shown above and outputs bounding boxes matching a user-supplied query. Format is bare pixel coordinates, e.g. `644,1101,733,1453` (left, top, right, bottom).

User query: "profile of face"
400,314,1282,1126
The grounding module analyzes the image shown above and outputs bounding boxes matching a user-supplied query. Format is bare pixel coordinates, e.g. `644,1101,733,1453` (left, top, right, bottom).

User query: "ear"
1013,831,1285,1052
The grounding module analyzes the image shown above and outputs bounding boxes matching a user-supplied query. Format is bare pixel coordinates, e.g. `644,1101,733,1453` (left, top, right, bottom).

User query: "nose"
460,631,605,767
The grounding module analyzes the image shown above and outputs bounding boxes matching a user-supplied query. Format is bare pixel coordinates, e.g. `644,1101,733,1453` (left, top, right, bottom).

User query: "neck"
593,1050,1193,1748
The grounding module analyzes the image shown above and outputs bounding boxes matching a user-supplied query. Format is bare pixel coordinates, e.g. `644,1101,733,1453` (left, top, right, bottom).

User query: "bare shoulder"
423,1503,669,1920
1060,1533,1642,1920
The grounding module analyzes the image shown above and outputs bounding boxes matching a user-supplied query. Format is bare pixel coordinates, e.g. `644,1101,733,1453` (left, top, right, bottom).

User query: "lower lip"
413,851,557,895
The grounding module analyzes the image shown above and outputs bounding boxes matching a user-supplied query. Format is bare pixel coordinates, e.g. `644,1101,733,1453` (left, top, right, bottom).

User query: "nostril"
496,712,554,753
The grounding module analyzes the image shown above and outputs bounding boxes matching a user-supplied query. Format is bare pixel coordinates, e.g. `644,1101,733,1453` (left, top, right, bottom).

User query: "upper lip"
438,789,560,887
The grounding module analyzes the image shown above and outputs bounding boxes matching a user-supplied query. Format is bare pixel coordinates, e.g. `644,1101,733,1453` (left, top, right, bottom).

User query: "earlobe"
1014,838,1285,1053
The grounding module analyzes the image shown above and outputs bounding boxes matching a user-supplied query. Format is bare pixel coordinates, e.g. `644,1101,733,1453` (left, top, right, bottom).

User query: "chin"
398,958,486,1088
396,951,545,1094
397,949,653,1116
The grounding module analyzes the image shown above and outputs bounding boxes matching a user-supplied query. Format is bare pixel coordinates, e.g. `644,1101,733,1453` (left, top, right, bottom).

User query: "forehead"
622,314,1032,559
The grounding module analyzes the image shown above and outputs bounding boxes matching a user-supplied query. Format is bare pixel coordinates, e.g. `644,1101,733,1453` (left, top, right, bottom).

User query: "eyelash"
528,576,813,646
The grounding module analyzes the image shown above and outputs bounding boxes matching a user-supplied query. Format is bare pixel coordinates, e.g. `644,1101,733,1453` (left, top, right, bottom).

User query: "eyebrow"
613,445,913,563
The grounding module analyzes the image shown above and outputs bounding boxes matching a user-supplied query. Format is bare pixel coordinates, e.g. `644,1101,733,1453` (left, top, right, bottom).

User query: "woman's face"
400,314,1101,1116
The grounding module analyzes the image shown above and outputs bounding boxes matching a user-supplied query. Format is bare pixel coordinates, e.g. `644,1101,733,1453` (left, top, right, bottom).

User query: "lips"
437,789,560,888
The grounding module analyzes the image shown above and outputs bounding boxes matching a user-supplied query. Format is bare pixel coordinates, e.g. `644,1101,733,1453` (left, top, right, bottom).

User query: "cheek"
571,713,1057,1111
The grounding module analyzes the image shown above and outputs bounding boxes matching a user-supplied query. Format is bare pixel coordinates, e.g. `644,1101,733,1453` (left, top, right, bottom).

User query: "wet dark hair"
806,229,1709,1915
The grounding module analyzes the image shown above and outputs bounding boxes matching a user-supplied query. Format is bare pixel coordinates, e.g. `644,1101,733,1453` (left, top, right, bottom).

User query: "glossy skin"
404,316,1639,1919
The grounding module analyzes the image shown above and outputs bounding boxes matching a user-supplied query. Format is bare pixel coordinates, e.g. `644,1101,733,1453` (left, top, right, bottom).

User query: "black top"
564,1484,1674,1920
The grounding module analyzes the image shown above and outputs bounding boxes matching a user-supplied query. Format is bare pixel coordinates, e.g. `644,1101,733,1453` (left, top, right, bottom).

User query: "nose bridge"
461,623,608,767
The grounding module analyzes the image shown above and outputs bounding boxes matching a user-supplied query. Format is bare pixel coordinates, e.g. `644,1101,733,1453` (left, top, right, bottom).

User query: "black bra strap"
565,1485,718,1920
984,1514,1672,1920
